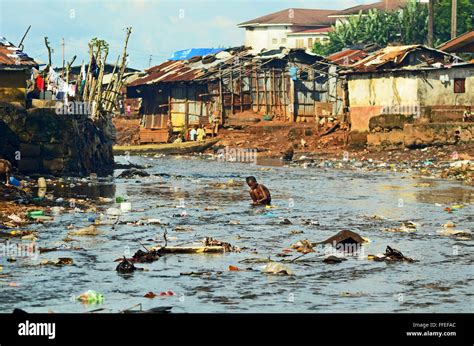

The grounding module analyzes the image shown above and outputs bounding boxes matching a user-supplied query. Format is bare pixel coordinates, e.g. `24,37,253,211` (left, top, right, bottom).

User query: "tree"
312,0,447,56
434,0,473,45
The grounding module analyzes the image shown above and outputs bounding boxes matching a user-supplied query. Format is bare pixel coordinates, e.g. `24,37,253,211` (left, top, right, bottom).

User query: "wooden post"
184,85,189,131
255,68,259,113
230,67,234,115
218,67,224,123
263,70,268,114
427,0,434,47
239,66,243,113
282,70,287,120
451,0,457,39
313,74,318,125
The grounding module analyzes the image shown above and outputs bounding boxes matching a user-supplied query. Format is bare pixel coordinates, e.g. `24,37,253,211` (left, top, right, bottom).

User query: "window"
281,38,287,44
296,39,304,48
308,38,313,48
272,38,278,44
454,78,465,93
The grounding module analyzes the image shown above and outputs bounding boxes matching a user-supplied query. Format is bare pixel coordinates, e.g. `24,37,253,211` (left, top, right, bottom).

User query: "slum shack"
127,46,340,143
340,45,474,148
0,37,38,106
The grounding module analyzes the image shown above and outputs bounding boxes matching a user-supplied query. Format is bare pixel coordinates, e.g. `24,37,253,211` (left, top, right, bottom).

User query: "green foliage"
434,0,473,45
312,0,471,56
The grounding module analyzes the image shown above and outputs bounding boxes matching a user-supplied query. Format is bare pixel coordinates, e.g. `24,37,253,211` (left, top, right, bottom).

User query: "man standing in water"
246,176,271,206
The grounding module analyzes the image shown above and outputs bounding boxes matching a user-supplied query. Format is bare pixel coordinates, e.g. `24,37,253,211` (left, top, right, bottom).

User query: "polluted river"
1,154,473,313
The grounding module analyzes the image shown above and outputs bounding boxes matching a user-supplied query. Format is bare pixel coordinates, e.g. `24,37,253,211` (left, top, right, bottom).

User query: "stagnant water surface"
0,155,472,313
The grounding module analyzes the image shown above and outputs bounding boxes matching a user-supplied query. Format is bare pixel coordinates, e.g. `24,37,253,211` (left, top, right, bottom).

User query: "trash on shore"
316,230,368,246
437,229,472,239
0,230,36,238
262,262,294,275
131,249,161,263
68,225,100,236
39,245,84,253
117,169,150,178
291,239,314,253
180,271,222,276
383,221,417,233
116,256,142,273
323,255,347,264
40,257,74,266
368,246,417,263
76,290,104,304
121,303,172,314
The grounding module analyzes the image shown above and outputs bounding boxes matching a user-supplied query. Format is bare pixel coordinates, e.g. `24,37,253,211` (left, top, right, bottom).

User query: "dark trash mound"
0,183,31,202
117,169,150,178
317,230,366,246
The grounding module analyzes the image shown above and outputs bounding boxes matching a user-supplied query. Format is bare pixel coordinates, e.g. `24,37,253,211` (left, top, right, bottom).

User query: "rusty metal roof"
345,45,457,73
438,30,474,53
326,49,368,65
129,60,204,86
0,36,38,69
129,48,253,87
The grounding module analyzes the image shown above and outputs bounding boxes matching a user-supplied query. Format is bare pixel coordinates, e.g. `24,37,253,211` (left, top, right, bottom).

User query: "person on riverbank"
246,176,271,206
190,126,197,141
197,125,206,141
0,159,12,185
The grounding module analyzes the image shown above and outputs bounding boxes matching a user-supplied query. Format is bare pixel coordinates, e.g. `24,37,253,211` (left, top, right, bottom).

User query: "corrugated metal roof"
326,49,368,65
0,36,38,69
129,48,253,87
345,45,456,72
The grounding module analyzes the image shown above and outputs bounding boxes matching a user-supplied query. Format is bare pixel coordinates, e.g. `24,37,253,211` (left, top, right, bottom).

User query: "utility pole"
427,0,434,47
451,0,457,39
148,54,152,67
61,38,65,78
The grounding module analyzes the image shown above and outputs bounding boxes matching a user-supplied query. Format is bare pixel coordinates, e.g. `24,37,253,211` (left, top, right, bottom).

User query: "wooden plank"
151,246,226,254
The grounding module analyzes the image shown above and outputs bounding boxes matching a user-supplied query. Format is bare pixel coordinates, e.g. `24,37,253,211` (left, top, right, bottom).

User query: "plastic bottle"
115,196,126,203
27,210,44,217
37,177,47,188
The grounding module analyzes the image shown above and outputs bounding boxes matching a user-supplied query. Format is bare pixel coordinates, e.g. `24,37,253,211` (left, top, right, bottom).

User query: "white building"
237,8,337,52
238,1,409,52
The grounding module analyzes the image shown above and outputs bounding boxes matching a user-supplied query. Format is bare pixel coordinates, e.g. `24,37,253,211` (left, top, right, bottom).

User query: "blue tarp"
169,48,224,61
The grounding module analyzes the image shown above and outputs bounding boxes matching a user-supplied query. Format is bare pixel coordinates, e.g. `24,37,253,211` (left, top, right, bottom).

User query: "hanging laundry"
289,67,298,81
36,75,45,91
81,64,86,80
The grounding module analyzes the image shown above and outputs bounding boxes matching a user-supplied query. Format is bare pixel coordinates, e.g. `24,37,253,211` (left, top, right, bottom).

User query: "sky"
0,0,376,69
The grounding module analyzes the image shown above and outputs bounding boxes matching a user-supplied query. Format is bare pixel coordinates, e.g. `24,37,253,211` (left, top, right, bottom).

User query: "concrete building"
238,1,410,52
237,8,337,51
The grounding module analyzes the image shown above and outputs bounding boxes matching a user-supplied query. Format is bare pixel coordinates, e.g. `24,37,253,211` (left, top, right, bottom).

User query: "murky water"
1,155,473,313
